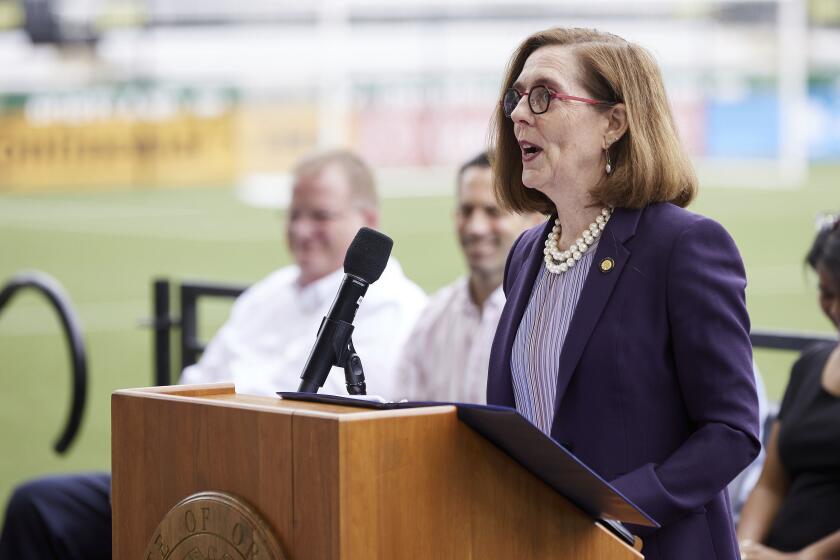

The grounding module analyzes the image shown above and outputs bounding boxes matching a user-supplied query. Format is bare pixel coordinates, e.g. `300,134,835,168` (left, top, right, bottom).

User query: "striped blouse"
511,243,597,435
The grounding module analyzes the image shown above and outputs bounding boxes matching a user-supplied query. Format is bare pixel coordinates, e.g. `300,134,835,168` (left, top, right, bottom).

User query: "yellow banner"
238,102,319,173
0,87,238,192
0,88,326,192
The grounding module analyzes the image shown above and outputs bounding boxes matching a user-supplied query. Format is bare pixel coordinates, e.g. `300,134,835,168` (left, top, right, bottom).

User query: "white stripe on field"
0,299,231,337
0,220,278,242
0,199,200,220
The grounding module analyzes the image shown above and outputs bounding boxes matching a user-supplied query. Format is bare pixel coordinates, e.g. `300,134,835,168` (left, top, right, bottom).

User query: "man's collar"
486,283,505,309
462,276,505,313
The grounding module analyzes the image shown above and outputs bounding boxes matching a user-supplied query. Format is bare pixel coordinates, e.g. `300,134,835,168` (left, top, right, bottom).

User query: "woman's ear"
603,103,628,149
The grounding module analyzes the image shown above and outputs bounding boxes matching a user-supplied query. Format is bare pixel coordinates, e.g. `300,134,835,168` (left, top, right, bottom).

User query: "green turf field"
0,165,837,517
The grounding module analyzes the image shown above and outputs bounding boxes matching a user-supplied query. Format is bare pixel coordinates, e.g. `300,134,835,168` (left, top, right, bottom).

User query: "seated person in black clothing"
737,217,840,560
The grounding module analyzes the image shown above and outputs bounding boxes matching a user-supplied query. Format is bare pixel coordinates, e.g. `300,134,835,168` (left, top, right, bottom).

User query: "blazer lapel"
550,207,642,427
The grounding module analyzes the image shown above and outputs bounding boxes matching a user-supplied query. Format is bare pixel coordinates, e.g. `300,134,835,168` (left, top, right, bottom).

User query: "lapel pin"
599,257,615,273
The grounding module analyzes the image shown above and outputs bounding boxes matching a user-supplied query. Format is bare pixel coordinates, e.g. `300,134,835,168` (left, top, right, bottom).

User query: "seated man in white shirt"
181,149,427,398
0,149,427,560
393,152,541,403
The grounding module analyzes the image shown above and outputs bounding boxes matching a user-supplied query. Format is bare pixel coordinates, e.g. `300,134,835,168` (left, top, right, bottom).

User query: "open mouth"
519,141,543,162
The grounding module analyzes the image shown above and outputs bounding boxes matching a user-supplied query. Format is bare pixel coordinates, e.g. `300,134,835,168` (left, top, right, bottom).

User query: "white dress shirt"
393,277,505,404
180,258,427,400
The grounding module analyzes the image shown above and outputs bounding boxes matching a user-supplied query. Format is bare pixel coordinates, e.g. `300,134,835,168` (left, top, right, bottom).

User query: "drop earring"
605,145,613,175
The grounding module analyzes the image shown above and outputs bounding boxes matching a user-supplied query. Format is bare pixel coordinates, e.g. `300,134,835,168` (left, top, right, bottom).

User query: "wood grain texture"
338,410,642,559
292,414,340,560
124,382,236,397
113,386,642,559
112,386,295,558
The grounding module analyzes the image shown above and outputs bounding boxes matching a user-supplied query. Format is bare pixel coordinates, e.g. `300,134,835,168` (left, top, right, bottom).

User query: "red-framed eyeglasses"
502,85,612,118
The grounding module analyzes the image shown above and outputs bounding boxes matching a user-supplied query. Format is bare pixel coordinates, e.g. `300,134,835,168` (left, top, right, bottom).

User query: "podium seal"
143,491,287,560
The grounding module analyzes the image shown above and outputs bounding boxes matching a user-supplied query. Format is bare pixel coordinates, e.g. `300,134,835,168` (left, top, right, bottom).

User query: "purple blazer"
488,203,760,560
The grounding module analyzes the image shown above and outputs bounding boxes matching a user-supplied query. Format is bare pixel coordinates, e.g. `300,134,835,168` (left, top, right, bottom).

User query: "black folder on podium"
278,393,658,529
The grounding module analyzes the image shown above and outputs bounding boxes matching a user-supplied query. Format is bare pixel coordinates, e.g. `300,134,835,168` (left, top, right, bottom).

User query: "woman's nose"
510,95,532,123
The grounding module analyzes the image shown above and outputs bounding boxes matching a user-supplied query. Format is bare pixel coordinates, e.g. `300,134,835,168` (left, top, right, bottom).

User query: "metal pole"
153,278,171,386
778,0,809,187
180,284,198,374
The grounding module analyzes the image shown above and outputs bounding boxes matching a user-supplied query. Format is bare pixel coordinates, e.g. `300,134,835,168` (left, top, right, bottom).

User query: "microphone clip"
342,340,367,396
304,316,367,395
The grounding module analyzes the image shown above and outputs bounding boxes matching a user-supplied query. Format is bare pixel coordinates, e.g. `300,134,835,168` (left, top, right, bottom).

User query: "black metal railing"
750,330,836,352
149,278,839,386
0,271,87,454
151,278,246,386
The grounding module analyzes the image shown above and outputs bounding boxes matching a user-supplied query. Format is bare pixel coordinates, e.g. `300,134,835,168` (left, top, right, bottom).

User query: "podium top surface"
114,383,456,421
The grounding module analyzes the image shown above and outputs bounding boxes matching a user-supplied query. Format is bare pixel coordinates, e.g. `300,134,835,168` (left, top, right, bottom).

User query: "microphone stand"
297,316,367,395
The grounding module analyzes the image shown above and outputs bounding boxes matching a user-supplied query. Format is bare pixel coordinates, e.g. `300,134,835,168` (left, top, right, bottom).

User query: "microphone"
297,227,393,394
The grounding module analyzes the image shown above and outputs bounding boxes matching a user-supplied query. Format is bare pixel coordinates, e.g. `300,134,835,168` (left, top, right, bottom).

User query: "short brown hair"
456,151,491,192
490,28,697,214
293,149,378,209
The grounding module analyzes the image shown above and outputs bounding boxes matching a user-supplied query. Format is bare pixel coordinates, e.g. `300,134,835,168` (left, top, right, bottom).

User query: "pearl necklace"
543,207,613,274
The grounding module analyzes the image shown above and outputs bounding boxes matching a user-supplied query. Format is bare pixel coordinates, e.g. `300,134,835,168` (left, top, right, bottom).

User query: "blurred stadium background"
1,0,839,517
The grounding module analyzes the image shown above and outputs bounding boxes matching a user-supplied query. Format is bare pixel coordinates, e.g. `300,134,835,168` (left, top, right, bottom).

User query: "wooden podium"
112,384,643,559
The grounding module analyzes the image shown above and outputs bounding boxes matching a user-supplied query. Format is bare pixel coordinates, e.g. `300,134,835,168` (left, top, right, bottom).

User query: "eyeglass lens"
529,86,551,113
503,85,551,118
502,89,520,118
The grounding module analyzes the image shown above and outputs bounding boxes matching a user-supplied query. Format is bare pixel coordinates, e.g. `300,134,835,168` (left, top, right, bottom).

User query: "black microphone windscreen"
344,227,393,283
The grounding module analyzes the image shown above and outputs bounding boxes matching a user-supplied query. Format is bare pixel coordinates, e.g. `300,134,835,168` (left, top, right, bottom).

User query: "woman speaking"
487,28,760,559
